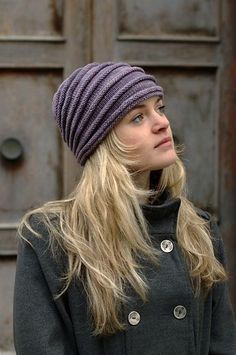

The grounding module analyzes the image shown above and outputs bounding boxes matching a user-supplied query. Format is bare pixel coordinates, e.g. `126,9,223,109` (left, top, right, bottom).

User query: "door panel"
0,258,16,351
147,67,218,210
0,70,62,226
0,0,90,351
0,70,62,257
0,0,63,36
118,0,219,38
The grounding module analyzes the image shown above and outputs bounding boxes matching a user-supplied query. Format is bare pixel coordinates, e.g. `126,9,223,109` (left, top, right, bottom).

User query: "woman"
14,62,236,354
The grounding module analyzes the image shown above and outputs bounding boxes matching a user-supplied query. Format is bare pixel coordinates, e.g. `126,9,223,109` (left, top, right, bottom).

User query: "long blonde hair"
18,130,227,335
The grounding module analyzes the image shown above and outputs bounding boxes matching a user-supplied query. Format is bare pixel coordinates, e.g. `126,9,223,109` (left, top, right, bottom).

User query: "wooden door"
0,0,90,351
92,0,236,305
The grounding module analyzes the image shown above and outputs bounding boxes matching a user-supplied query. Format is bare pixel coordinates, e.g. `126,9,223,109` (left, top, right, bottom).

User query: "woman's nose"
151,111,170,132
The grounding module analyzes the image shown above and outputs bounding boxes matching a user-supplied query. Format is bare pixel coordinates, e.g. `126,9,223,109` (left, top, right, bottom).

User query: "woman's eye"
156,105,166,115
132,114,143,124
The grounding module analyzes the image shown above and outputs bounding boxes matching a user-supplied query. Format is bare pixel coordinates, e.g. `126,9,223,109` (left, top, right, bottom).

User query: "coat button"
160,239,173,253
173,305,187,319
128,311,141,325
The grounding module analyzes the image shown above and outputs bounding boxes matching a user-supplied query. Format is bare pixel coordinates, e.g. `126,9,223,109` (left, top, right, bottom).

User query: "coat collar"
141,190,181,237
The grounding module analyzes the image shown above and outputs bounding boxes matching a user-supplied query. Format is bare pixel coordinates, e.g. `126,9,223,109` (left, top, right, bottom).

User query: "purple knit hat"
52,62,164,165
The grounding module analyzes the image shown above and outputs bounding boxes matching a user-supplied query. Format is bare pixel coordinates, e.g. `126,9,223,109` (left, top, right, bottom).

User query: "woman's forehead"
128,96,163,113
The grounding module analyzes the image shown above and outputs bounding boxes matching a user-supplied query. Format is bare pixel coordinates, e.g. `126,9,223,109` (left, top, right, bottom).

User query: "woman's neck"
132,171,150,204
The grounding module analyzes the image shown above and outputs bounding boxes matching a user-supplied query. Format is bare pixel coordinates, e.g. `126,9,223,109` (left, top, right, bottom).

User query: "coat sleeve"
209,217,236,354
13,218,78,355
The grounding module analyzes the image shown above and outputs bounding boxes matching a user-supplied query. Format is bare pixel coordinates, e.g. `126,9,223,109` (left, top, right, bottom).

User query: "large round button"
160,240,173,253
128,311,140,325
173,305,187,319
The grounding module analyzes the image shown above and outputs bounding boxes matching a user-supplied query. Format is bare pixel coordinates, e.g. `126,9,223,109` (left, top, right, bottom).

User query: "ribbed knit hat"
52,62,164,165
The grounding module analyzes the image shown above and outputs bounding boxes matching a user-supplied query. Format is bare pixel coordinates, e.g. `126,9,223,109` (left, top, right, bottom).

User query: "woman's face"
114,96,177,172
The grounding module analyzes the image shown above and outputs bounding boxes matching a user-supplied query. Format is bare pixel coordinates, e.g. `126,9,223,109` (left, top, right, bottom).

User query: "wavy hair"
18,130,227,335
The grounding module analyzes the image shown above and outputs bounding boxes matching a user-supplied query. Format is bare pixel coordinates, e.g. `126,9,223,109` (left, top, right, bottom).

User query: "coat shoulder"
195,207,211,221
194,207,226,266
18,212,63,259
19,212,58,240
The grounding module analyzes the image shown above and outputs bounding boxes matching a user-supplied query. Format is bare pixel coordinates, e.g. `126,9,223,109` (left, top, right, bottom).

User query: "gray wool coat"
14,197,236,355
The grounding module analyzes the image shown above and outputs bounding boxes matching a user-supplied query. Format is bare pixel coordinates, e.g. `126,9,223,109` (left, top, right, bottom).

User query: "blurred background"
0,0,236,353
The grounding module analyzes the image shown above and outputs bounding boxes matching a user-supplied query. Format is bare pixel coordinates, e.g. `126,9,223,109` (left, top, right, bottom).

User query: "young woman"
14,62,236,354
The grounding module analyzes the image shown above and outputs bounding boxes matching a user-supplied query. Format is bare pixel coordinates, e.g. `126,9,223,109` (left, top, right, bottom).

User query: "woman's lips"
155,137,172,148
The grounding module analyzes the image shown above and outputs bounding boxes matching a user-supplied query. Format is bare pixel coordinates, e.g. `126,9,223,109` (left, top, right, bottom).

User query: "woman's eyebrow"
130,97,162,111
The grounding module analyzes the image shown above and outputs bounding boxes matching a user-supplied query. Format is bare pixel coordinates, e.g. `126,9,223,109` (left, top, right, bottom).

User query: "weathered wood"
0,70,62,235
0,0,63,36
0,258,17,351
0,40,65,68
220,0,236,309
117,0,220,38
0,1,88,349
92,0,235,313
62,0,92,195
93,0,115,61
115,40,219,67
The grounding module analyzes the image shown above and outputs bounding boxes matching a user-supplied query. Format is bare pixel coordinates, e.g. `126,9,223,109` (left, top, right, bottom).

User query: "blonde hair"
18,130,227,335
